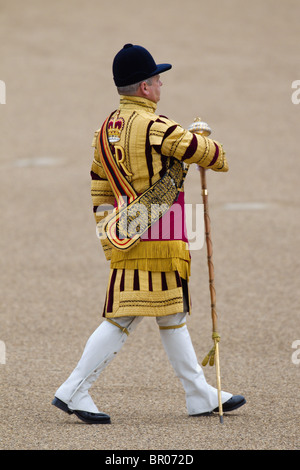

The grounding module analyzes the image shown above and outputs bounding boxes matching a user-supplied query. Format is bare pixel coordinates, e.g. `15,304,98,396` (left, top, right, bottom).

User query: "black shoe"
213,395,246,413
189,395,246,417
52,397,111,424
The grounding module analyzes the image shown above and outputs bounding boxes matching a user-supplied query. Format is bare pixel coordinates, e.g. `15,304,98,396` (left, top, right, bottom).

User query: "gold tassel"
201,332,220,367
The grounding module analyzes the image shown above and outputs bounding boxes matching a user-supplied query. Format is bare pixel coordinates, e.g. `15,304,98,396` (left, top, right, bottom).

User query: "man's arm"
149,118,228,172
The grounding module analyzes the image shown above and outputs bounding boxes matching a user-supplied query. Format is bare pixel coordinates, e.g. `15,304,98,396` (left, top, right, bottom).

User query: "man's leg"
157,313,239,415
52,316,142,422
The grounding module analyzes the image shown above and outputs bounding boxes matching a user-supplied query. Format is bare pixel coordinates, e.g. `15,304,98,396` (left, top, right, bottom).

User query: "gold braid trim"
159,322,186,330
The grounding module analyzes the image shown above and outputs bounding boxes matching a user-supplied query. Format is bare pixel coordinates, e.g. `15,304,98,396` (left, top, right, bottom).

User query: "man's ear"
139,81,149,97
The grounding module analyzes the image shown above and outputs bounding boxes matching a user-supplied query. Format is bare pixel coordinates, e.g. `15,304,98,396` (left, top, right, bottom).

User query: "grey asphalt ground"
0,0,299,451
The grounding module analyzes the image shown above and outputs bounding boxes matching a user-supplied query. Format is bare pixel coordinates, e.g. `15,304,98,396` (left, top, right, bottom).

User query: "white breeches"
54,313,231,415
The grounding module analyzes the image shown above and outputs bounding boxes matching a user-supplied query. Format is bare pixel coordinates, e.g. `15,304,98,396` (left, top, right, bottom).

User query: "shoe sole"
73,410,111,424
189,412,213,417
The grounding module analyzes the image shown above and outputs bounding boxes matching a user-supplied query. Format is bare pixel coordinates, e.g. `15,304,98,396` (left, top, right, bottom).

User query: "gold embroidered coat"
91,96,228,318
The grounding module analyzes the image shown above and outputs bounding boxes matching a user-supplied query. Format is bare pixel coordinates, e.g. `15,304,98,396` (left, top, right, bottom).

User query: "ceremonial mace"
188,118,224,423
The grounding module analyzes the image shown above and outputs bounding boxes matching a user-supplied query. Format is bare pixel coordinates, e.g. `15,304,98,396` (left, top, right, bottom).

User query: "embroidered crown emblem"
108,117,125,144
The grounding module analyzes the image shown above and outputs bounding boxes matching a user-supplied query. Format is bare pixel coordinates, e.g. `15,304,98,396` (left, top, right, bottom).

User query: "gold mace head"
187,117,212,136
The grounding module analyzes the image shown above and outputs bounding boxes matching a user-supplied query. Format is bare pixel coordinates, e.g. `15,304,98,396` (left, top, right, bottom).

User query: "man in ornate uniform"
52,44,245,424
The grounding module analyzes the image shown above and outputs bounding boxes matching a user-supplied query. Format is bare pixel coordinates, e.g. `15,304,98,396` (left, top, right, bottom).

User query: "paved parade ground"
0,0,299,451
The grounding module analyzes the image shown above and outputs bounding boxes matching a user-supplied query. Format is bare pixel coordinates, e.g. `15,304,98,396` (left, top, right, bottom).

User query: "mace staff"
188,117,224,423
